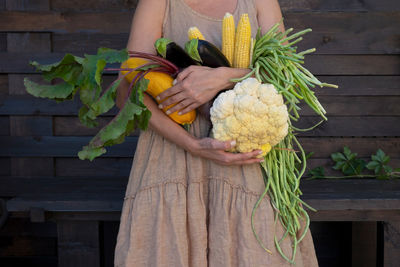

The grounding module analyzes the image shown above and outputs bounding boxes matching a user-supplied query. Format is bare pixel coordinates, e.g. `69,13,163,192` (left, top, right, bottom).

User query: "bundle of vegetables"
24,30,232,160
24,49,186,161
207,13,338,263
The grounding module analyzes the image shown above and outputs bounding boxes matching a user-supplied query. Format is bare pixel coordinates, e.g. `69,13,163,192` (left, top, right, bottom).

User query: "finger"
177,102,199,115
235,158,264,165
165,99,193,114
156,83,182,102
158,92,186,109
176,66,195,82
224,150,263,162
215,152,263,166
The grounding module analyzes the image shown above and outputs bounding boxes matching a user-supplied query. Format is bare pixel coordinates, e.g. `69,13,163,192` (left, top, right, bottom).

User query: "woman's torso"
162,0,259,50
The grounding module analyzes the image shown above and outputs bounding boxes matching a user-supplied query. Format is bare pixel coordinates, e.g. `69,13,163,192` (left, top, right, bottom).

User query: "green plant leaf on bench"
308,166,325,179
367,149,396,180
331,146,366,176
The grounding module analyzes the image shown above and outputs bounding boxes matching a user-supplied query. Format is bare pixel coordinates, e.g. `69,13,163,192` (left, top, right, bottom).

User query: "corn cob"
222,12,235,65
233,13,251,68
188,27,205,40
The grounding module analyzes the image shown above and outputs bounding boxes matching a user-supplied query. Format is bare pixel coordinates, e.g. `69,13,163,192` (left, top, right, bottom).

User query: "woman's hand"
189,138,264,166
156,66,250,115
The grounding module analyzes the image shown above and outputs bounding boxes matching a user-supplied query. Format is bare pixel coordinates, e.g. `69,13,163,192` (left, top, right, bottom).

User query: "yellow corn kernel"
188,27,205,40
233,13,251,68
222,12,235,66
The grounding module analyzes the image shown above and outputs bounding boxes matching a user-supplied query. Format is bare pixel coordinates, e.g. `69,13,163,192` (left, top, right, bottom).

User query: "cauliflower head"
210,77,289,156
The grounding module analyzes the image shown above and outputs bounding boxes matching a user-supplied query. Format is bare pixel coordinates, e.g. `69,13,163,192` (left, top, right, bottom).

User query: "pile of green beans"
236,21,338,264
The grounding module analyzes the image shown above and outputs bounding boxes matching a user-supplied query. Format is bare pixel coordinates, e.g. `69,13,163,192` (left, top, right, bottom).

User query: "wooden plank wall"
0,0,399,266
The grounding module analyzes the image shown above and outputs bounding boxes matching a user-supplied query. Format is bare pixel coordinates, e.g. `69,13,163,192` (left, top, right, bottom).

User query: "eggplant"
155,38,198,69
185,39,231,68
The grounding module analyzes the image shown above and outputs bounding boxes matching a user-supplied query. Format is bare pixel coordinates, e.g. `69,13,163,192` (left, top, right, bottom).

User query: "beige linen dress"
114,0,319,266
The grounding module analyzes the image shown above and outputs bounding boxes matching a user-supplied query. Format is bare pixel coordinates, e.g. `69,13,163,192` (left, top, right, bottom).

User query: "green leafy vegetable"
78,79,151,161
24,48,178,161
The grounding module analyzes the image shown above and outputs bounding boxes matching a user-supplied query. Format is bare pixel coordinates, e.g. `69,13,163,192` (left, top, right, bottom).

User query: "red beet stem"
128,51,178,75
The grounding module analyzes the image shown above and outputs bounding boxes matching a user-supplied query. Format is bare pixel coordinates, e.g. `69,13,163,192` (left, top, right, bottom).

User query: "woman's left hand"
156,65,231,115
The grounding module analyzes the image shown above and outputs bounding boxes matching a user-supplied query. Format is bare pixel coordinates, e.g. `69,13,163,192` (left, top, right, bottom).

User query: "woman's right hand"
189,138,264,166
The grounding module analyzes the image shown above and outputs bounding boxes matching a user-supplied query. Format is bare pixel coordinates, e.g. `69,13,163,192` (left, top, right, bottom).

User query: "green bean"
247,20,337,264
280,28,312,44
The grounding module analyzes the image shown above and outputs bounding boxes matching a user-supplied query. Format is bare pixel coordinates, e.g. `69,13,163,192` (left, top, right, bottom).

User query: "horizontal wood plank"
11,157,54,177
0,11,134,34
4,179,400,222
2,52,398,75
314,76,400,96
294,117,400,137
49,0,400,12
55,158,132,177
5,0,49,11
0,95,83,115
53,116,139,136
53,33,127,53
10,116,52,136
7,33,51,52
305,55,400,75
0,136,139,157
51,12,400,55
52,157,400,178
298,96,400,116
2,94,400,116
279,0,400,12
1,136,399,157
0,176,128,197
309,209,400,221
51,0,138,12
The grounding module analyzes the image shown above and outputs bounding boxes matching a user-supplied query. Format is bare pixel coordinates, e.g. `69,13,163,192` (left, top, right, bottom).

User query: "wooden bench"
1,177,399,267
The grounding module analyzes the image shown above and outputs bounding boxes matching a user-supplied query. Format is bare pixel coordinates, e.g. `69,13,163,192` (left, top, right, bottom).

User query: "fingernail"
158,104,163,109
259,159,264,163
178,112,182,115
258,150,263,155
156,96,160,101
173,79,177,85
230,140,236,147
166,110,171,115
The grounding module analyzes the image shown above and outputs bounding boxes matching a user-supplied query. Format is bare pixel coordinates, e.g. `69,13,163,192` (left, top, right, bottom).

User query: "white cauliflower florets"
210,78,289,155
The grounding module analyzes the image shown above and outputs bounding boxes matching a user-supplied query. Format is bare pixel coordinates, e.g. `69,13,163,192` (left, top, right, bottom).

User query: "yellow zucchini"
121,57,196,125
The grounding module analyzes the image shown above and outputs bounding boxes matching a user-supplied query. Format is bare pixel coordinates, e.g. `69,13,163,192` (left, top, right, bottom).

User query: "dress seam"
123,176,267,200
